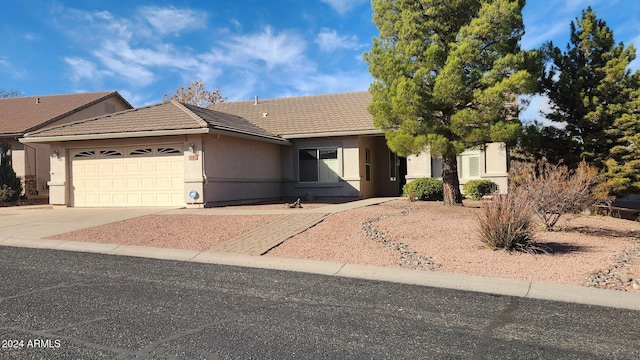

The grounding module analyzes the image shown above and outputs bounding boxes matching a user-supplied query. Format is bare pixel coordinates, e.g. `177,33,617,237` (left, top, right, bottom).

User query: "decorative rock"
359,207,440,271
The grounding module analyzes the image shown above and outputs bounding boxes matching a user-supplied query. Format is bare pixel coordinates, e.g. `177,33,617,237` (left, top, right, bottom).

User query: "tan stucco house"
0,92,132,200
21,91,509,207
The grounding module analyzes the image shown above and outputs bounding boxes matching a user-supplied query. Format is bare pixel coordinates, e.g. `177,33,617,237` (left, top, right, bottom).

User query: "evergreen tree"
541,7,638,165
364,0,538,205
516,121,581,165
600,81,640,196
0,141,22,202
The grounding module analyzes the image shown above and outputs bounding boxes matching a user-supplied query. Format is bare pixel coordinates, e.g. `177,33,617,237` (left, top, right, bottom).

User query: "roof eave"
210,128,291,146
281,129,384,139
20,128,210,143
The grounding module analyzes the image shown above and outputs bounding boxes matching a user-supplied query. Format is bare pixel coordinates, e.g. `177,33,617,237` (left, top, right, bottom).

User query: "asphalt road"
0,246,638,359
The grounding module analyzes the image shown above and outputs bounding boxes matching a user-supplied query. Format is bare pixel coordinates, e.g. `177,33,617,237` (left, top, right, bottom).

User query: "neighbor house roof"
22,101,288,144
210,91,382,139
0,91,132,136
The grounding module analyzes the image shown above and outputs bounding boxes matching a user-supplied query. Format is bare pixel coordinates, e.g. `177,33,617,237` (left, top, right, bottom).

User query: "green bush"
0,141,22,203
0,185,16,203
476,193,534,251
403,178,443,201
463,179,498,200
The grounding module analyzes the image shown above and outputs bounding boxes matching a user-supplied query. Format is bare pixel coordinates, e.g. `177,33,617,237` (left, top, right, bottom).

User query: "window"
431,157,443,178
458,154,480,179
365,148,371,181
99,150,122,157
129,148,153,156
74,150,95,159
157,147,182,155
389,151,397,182
299,148,339,182
431,154,480,179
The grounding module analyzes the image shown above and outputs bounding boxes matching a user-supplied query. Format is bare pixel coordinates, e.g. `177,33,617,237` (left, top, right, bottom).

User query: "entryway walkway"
207,197,399,255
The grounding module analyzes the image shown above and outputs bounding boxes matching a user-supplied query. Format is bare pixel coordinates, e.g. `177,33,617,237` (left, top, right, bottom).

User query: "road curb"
1,237,639,311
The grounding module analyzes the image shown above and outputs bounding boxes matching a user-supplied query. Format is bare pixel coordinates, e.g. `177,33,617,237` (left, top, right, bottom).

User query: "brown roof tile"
0,91,131,135
25,101,287,143
210,91,380,138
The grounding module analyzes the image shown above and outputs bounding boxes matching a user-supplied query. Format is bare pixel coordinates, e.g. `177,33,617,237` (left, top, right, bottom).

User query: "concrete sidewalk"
1,237,639,311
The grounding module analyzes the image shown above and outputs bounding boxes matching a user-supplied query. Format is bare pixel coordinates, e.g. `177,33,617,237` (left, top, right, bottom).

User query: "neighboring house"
21,91,509,207
0,92,132,200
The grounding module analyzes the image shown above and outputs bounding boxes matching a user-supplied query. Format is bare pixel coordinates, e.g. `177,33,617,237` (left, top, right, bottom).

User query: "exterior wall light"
52,150,59,159
188,143,195,153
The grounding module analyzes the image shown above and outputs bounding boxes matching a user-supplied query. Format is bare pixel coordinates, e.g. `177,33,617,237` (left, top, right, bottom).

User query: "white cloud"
64,57,111,82
320,0,368,15
138,6,207,36
219,26,308,70
59,5,220,91
316,28,364,52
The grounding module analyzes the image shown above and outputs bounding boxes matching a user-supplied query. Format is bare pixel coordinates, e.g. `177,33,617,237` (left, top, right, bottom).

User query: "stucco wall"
203,134,283,204
481,142,509,193
405,142,509,194
406,149,433,182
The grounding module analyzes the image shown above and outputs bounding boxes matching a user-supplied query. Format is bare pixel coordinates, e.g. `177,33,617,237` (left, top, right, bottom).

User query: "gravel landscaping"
48,199,640,292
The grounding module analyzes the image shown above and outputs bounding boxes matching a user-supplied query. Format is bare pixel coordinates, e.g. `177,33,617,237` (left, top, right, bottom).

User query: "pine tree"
541,7,638,165
599,82,640,196
364,0,538,205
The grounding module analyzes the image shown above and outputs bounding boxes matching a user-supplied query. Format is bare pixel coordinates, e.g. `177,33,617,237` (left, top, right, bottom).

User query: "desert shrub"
0,141,21,203
476,193,534,251
511,160,600,230
403,178,444,201
463,179,497,200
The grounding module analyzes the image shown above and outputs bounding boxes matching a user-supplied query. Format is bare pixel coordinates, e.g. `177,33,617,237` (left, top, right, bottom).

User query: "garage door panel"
71,146,184,207
141,194,157,205
126,178,140,188
98,163,112,173
112,163,126,172
83,179,98,190
98,179,112,189
126,162,140,172
141,161,155,172
171,177,183,187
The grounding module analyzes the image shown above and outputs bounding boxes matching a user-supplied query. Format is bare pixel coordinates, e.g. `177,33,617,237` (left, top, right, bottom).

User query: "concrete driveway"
0,205,176,239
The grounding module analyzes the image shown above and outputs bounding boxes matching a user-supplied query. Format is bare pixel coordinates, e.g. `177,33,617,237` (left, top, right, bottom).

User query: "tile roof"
0,91,130,135
25,101,287,143
209,91,381,138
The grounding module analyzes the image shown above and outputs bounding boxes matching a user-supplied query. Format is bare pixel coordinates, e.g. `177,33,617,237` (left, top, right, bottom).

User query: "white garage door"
71,146,185,207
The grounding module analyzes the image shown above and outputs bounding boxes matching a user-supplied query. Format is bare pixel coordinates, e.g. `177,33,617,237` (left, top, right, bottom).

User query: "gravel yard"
47,199,640,292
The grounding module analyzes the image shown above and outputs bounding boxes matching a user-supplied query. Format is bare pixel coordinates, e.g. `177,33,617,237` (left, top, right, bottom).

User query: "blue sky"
1,0,639,122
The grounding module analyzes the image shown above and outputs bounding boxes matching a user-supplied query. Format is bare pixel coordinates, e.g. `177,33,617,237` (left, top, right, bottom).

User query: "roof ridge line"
25,102,162,136
23,91,130,133
171,101,210,128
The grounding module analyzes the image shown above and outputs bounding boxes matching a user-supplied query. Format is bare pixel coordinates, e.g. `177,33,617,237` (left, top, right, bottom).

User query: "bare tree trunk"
442,153,463,206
